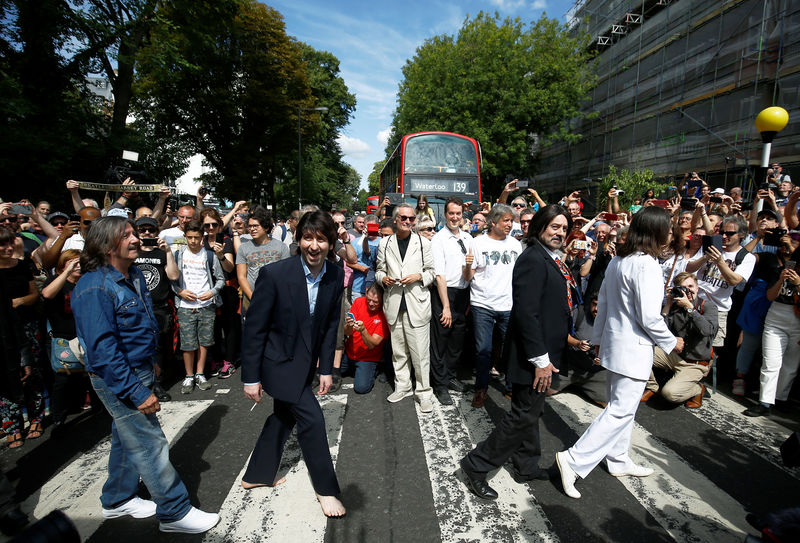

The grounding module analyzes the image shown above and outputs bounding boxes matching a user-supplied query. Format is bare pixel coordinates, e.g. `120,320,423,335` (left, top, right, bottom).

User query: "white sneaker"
610,464,654,478
418,397,434,413
195,374,212,391
555,451,581,499
159,507,220,534
102,496,157,519
387,389,413,403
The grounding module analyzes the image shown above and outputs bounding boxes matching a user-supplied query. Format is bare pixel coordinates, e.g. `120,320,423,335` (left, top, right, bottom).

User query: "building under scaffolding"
536,0,800,198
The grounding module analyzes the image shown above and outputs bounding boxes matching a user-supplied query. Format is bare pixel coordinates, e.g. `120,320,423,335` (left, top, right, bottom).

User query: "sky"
177,0,576,194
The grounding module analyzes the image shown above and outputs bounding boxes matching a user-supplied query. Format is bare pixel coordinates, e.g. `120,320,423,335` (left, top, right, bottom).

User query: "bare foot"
316,494,346,518
241,476,287,489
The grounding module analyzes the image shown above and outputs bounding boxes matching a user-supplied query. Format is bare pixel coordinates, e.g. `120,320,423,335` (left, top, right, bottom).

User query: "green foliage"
597,165,669,210
367,160,385,194
390,12,595,201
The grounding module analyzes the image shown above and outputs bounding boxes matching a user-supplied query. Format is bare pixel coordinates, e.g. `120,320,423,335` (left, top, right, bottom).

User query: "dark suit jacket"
503,240,571,386
241,255,344,403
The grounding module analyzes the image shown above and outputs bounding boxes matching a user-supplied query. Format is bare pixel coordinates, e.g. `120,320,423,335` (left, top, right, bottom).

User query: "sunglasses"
51,221,67,227
721,231,738,237
512,203,526,208
419,227,434,232
520,219,532,224
398,215,416,222
138,227,157,233
457,239,467,255
202,222,219,229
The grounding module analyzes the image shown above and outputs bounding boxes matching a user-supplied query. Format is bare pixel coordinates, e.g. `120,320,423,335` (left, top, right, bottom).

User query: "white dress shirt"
432,226,472,289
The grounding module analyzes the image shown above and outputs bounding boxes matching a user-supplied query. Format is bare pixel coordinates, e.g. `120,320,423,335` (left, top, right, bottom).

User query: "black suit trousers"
243,386,340,496
429,287,469,388
462,384,547,479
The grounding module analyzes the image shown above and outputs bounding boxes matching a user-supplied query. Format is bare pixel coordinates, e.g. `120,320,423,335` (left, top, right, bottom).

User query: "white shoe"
102,496,157,519
387,389,413,403
610,464,654,478
418,397,434,413
555,451,581,499
159,507,220,534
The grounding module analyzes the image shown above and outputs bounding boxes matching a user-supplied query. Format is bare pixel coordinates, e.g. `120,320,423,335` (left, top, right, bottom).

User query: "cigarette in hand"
250,402,258,412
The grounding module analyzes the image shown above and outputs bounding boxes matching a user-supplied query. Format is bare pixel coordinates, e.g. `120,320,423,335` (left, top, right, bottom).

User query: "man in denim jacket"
72,216,219,534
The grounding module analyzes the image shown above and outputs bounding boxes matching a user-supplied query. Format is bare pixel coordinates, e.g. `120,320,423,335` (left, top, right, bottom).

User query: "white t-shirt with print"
469,234,522,311
179,248,213,309
692,248,755,311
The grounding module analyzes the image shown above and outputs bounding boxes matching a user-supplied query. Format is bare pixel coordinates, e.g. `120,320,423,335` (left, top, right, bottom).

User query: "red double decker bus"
376,131,482,222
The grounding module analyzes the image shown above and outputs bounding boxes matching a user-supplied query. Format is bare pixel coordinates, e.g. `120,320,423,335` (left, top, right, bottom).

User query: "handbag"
49,327,86,374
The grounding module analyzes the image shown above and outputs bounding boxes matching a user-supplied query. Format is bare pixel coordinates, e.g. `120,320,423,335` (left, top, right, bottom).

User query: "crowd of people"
0,160,798,533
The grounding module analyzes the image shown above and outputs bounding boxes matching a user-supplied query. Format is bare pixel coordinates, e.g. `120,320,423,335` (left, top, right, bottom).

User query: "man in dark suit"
460,205,574,500
241,210,346,518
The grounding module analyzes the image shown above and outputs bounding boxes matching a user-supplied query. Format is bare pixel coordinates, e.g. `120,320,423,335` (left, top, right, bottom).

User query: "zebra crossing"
5,379,795,543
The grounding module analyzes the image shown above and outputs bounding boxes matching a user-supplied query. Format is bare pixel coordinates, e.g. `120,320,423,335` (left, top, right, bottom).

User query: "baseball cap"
711,188,725,195
135,217,159,229
757,208,780,221
47,212,69,222
107,208,129,218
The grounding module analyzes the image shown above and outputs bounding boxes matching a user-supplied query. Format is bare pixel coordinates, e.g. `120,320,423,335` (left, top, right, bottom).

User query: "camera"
709,196,723,204
763,228,788,247
517,179,530,189
574,240,590,250
739,201,754,211
680,198,698,211
141,237,158,247
671,285,688,299
198,186,211,197
760,182,778,191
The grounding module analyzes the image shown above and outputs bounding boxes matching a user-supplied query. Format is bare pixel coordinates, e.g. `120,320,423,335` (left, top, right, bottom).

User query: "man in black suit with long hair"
460,204,574,500
241,210,346,517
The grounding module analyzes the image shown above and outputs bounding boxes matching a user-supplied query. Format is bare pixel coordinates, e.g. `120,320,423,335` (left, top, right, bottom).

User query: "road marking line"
203,393,347,543
550,393,751,543
23,400,214,540
685,392,800,479
415,392,558,543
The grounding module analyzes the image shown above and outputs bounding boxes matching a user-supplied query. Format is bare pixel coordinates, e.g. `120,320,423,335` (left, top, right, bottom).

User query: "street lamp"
298,106,329,210
754,106,789,211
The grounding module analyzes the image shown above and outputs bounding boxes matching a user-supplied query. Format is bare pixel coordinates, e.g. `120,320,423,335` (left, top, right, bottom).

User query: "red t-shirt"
346,296,389,362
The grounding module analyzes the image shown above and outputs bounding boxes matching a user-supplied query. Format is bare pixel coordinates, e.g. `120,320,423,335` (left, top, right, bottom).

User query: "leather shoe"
640,389,655,402
460,458,497,500
153,381,171,402
684,384,705,409
471,389,488,408
434,387,453,406
743,403,771,417
448,378,465,392
610,464,654,477
511,469,549,483
555,451,581,499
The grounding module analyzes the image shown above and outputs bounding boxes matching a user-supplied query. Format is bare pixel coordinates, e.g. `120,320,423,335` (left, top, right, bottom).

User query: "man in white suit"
556,207,685,499
376,204,436,413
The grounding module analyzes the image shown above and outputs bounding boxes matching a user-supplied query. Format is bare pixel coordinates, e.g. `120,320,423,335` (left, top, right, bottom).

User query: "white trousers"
759,302,800,404
565,370,646,479
389,309,432,398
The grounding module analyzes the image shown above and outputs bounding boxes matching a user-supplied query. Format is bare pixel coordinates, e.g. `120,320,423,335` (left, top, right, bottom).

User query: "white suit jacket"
375,233,436,327
592,252,677,380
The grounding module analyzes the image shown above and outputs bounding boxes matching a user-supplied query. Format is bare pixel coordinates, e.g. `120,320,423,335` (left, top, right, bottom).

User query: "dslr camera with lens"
671,285,689,299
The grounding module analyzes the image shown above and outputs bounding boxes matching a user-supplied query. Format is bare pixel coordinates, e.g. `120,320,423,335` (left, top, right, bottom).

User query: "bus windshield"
404,134,478,175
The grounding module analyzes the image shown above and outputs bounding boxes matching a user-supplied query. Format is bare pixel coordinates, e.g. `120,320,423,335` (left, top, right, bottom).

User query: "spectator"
583,221,616,307
63,206,101,252
415,214,436,241
348,213,366,238
415,195,435,223
42,250,96,431
430,197,472,405
470,213,487,237
236,207,290,316
159,204,196,253
134,217,179,400
351,215,380,303
686,215,755,351
642,272,718,408
172,220,224,394
375,204,436,413
200,209,238,379
744,246,800,417
744,208,782,256
564,230,594,292
341,284,389,394
463,204,522,407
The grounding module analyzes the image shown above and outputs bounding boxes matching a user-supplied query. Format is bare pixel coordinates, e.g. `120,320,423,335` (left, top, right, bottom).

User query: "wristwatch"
342,238,350,244
686,307,694,314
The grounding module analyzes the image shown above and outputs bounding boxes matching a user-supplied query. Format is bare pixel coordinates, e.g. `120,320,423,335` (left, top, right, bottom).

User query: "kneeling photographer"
642,272,718,408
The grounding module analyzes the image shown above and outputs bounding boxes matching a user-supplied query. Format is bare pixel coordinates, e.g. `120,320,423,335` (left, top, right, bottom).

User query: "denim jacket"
72,265,158,407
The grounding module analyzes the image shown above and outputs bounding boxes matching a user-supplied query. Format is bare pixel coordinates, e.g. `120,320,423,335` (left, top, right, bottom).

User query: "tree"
367,159,385,194
597,165,669,210
390,12,595,200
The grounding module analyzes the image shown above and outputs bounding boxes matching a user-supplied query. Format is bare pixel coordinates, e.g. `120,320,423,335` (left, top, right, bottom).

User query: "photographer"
642,272,718,408
744,208,783,256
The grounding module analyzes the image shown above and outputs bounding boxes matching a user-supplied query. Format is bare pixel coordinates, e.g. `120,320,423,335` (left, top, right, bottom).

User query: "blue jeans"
735,330,762,376
90,366,192,522
472,305,511,391
340,355,379,394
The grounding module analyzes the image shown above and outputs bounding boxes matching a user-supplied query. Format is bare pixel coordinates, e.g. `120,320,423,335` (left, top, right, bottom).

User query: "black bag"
780,431,800,467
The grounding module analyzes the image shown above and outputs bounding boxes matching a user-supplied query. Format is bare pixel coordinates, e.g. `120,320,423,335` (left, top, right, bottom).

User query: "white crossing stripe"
21,400,214,541
684,392,800,479
549,393,751,543
415,392,558,543
203,393,348,543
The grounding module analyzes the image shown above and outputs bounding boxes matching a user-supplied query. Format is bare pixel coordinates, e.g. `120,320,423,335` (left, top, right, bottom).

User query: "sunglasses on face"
334,220,345,226
721,231,738,237
138,227,157,233
512,203,525,208
398,215,416,222
520,219,532,225
419,227,434,232
51,221,67,227
203,222,219,229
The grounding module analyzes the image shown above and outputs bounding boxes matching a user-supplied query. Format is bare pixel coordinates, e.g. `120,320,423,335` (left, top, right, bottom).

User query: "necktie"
554,257,577,311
